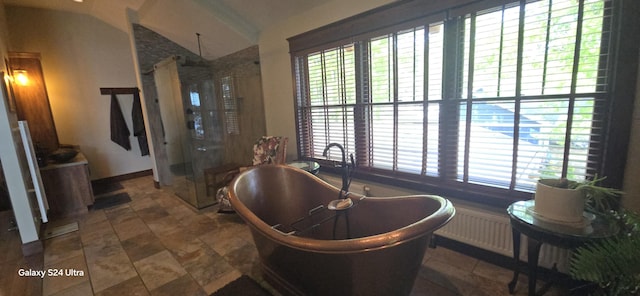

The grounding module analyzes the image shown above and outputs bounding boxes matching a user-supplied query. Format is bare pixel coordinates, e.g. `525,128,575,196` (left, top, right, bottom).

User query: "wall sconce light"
13,70,29,86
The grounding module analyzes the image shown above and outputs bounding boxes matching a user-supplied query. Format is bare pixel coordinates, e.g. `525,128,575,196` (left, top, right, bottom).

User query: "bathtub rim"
228,164,456,254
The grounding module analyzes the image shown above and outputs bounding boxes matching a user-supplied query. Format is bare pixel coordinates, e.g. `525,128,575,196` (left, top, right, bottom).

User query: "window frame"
288,0,639,206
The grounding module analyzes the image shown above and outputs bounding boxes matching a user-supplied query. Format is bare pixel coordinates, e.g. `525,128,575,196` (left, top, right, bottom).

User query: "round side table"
506,200,617,295
287,160,320,175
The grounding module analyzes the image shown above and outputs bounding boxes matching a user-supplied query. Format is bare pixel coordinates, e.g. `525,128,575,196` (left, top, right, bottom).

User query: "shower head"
180,56,210,68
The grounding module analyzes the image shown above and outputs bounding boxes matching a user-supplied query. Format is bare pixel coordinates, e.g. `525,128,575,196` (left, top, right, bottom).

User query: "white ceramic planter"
533,179,585,223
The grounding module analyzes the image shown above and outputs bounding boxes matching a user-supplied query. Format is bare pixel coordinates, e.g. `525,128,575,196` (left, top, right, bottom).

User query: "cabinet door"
40,163,93,217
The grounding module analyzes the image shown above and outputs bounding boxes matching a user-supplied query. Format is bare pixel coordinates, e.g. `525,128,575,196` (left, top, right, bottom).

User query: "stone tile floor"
0,175,567,295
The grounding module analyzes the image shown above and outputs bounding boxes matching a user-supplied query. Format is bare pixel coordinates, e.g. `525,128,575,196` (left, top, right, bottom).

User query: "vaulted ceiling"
3,0,332,59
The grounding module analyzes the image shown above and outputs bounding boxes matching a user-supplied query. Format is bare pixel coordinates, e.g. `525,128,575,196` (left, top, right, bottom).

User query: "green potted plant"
569,209,640,295
534,177,640,295
574,176,624,214
533,176,622,223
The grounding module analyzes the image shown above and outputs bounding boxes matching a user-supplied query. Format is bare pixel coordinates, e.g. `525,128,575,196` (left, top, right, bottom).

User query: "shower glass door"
154,57,222,208
181,76,224,208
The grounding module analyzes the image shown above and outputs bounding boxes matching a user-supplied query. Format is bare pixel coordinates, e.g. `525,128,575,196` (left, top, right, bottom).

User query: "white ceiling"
3,0,332,59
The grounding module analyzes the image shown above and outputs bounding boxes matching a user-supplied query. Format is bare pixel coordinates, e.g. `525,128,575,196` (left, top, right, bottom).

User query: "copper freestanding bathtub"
228,165,455,296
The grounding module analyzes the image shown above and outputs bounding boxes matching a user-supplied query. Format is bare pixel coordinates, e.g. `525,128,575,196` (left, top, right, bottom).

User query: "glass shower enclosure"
153,56,223,208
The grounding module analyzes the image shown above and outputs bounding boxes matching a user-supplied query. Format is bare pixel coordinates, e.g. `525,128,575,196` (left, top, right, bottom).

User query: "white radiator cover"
434,204,570,271
319,174,570,272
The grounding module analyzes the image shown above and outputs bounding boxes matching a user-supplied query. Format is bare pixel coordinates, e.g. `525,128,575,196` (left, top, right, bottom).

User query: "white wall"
6,6,151,180
258,0,395,160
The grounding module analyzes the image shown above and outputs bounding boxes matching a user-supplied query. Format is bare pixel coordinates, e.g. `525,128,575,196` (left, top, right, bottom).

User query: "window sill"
318,165,530,209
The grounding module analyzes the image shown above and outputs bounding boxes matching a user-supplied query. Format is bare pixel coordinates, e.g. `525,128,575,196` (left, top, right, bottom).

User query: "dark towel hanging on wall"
110,93,131,151
132,92,150,156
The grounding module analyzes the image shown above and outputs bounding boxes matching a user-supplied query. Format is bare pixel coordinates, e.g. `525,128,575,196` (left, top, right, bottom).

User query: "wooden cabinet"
8,52,59,153
39,153,94,217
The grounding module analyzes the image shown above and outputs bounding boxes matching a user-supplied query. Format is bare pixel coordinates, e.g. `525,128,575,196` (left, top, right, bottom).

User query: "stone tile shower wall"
132,24,220,186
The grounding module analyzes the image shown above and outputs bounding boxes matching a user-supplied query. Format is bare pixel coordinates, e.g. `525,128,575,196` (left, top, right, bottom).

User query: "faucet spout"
323,143,346,163
323,143,349,194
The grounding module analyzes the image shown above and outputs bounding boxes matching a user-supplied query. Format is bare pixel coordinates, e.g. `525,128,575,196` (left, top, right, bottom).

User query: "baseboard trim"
91,169,153,186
